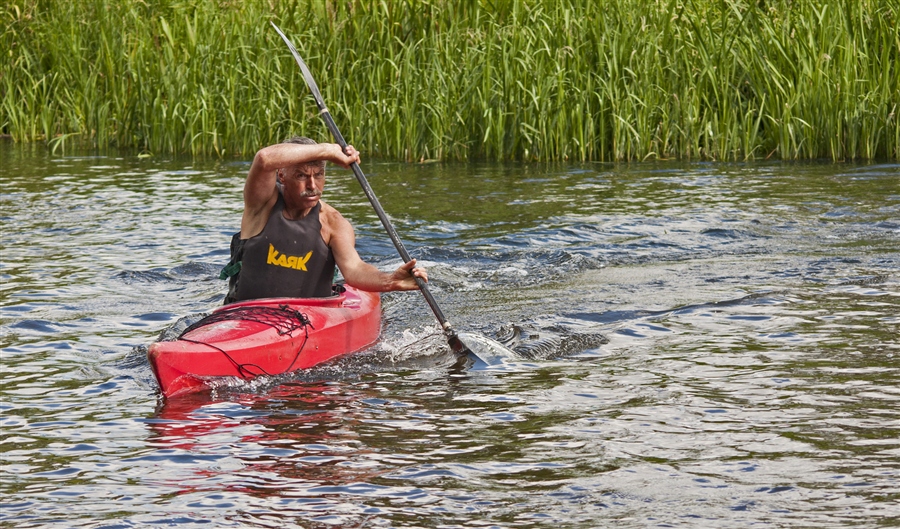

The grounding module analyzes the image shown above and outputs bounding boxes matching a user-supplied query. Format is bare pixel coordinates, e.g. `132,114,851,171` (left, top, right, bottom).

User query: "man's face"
282,164,325,203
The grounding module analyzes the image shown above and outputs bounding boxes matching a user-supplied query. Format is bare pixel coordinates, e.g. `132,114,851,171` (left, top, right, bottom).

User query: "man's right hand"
331,144,360,168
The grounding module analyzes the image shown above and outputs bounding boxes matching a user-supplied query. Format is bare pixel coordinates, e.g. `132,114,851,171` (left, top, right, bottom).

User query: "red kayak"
148,286,381,398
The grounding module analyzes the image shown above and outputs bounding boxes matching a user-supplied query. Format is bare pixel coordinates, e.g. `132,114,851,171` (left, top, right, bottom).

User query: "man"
222,136,427,303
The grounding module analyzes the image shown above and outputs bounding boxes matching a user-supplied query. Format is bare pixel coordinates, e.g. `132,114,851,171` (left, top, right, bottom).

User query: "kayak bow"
148,286,381,398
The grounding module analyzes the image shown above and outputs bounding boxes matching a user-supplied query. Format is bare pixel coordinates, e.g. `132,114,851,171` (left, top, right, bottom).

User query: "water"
1,143,898,528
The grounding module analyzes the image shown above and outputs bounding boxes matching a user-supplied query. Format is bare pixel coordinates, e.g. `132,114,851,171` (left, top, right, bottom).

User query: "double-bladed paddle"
270,22,515,364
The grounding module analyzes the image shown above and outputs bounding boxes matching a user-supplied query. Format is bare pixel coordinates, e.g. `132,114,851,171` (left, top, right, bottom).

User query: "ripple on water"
2,155,899,528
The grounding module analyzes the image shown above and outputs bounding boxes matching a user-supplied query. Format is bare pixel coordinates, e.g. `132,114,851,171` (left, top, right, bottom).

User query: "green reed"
3,0,898,161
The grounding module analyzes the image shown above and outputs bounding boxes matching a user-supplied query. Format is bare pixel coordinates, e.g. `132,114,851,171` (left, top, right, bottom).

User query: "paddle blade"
453,332,518,366
269,22,326,110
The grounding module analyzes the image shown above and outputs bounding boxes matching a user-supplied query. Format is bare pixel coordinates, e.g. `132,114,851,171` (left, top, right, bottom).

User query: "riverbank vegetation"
3,0,898,161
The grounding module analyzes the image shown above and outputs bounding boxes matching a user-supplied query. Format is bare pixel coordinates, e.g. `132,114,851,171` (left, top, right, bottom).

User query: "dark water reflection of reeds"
1,146,898,528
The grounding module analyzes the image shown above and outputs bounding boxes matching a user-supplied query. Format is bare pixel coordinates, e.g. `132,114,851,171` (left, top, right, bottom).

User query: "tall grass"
2,0,898,161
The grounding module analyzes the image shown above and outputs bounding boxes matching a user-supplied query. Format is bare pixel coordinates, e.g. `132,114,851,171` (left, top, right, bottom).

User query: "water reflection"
150,385,388,491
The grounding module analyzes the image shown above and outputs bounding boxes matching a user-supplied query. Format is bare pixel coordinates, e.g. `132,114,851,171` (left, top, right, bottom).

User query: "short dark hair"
283,136,325,171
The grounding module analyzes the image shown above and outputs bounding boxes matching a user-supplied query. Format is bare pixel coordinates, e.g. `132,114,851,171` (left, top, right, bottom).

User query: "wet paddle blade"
453,332,519,366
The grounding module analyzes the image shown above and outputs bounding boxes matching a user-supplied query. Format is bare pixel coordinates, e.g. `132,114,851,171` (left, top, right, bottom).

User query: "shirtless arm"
327,209,427,292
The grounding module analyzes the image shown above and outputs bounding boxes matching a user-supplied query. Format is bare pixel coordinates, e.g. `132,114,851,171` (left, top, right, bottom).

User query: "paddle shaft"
268,21,462,349
318,109,454,335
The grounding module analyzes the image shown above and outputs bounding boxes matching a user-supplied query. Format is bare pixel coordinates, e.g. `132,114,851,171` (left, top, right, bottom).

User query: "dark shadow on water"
113,262,221,284
494,323,610,360
564,291,788,327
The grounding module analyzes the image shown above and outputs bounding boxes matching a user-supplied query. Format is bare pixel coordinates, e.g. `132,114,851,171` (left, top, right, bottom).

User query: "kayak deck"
148,287,381,398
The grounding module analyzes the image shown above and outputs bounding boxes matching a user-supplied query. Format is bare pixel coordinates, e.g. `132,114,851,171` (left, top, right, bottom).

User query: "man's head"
279,136,326,203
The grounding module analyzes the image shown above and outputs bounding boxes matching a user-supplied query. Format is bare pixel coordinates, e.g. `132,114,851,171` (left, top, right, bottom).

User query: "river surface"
1,143,898,528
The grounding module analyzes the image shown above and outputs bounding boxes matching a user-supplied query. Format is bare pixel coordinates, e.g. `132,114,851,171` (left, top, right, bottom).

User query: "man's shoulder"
318,201,349,227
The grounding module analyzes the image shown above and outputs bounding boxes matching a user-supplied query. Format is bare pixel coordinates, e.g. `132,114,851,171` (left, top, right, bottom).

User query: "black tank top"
232,194,336,301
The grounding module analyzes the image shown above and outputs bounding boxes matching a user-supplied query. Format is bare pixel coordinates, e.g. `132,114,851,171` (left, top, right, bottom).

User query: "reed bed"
3,0,898,161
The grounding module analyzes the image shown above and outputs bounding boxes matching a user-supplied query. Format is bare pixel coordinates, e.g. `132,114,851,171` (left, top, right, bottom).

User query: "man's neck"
282,197,316,220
